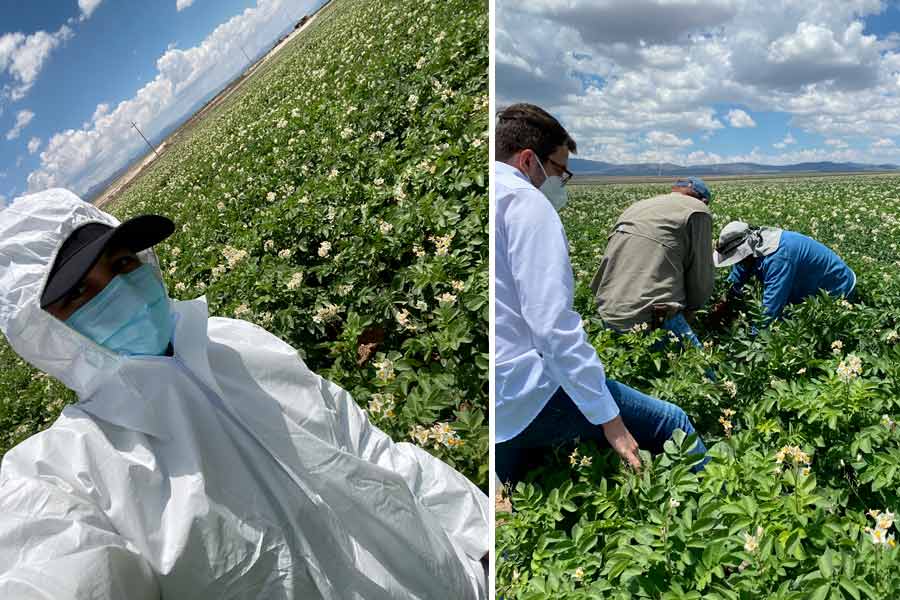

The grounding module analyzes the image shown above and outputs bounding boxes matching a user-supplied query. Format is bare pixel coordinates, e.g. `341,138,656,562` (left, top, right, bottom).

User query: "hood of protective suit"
0,188,166,398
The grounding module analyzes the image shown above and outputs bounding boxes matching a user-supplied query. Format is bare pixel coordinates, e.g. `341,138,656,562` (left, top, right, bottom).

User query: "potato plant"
0,0,488,487
497,176,900,597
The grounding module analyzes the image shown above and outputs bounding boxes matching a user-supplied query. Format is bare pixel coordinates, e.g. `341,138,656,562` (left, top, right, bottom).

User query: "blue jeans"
495,381,709,485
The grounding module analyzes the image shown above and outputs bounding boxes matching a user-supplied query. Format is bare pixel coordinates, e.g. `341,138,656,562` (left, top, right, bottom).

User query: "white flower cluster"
837,354,863,383
395,308,418,331
373,358,395,383
719,408,735,437
774,445,811,476
723,379,737,398
256,312,274,329
367,393,396,419
743,526,764,553
410,422,463,449
318,241,332,257
429,233,453,256
865,509,896,548
568,448,592,467
312,303,340,324
221,245,248,269
286,272,303,290
436,292,457,305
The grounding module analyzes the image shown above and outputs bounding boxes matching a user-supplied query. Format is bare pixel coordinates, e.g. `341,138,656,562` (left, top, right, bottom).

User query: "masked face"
531,152,569,211
65,263,175,356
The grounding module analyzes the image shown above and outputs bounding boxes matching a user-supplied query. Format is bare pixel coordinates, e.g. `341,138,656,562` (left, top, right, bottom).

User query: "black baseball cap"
40,215,175,308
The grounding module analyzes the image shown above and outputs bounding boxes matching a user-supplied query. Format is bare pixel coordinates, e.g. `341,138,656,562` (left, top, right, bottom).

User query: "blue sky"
497,1,900,166
0,0,323,203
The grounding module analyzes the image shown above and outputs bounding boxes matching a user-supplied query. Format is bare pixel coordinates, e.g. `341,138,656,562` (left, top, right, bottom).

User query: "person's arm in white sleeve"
0,477,159,600
504,188,619,425
320,378,489,562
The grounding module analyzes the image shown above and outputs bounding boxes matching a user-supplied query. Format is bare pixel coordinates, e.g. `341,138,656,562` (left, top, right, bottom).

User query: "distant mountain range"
569,158,900,177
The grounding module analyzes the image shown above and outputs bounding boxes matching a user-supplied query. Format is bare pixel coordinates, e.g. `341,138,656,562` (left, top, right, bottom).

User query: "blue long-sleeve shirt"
727,231,856,323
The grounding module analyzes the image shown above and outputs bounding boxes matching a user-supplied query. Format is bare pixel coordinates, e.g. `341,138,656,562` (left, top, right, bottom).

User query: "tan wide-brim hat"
713,221,783,268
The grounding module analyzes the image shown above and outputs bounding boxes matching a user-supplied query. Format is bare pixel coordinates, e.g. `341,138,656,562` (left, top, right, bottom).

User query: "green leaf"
809,582,830,600
817,549,833,579
838,577,860,600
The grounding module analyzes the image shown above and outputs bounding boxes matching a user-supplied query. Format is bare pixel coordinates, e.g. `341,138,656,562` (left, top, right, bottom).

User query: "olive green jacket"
589,192,714,331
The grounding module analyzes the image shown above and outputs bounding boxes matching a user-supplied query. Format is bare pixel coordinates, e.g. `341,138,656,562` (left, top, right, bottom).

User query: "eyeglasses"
545,157,574,185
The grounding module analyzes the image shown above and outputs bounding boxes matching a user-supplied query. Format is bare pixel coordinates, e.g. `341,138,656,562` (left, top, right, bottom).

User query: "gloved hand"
707,298,736,329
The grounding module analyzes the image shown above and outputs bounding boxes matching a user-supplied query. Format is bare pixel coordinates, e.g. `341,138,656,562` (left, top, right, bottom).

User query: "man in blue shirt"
711,221,856,327
494,103,708,485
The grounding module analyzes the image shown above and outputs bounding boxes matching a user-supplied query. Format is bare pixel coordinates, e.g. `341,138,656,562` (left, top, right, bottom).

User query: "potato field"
497,176,900,599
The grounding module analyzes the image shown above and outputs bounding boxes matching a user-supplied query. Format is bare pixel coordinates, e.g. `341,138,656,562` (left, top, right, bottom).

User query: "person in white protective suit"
0,188,489,600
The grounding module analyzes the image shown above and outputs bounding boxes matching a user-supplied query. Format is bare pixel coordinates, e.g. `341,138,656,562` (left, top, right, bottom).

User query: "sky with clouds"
496,0,900,166
0,0,323,205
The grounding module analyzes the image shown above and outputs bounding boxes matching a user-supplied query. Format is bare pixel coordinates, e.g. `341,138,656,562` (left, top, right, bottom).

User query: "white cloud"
646,130,693,147
872,137,895,148
773,133,796,149
824,138,848,147
686,150,724,164
27,136,41,154
497,0,900,164
0,26,73,102
5,109,34,140
176,0,196,12
727,108,756,128
27,0,315,195
79,0,104,20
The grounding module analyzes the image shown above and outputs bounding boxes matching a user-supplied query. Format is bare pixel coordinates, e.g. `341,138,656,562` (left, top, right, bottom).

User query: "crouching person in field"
493,103,709,487
0,189,489,599
589,176,716,350
709,221,857,331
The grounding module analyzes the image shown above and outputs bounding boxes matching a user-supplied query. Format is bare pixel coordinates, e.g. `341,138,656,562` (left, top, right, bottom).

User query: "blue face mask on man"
66,263,175,356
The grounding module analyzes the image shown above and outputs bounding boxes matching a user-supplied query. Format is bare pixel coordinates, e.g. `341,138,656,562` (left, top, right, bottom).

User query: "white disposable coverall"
0,189,489,599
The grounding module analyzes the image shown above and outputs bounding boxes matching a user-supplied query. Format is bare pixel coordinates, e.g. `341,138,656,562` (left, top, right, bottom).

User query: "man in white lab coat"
0,188,489,599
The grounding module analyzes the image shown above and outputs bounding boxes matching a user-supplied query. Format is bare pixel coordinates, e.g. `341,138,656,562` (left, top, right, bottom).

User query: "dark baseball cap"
40,215,175,308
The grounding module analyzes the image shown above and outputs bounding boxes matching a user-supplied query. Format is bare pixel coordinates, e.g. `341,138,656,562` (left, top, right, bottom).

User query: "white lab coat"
0,189,489,599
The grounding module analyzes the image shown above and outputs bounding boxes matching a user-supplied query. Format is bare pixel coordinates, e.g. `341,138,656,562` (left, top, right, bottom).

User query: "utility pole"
130,121,160,159
239,45,252,64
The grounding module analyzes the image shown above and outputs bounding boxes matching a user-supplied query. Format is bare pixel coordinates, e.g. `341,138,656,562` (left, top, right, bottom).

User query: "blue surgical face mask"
66,263,175,356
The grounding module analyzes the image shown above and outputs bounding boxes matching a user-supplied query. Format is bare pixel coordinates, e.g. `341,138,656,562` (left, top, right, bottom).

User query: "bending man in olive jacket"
590,177,715,347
